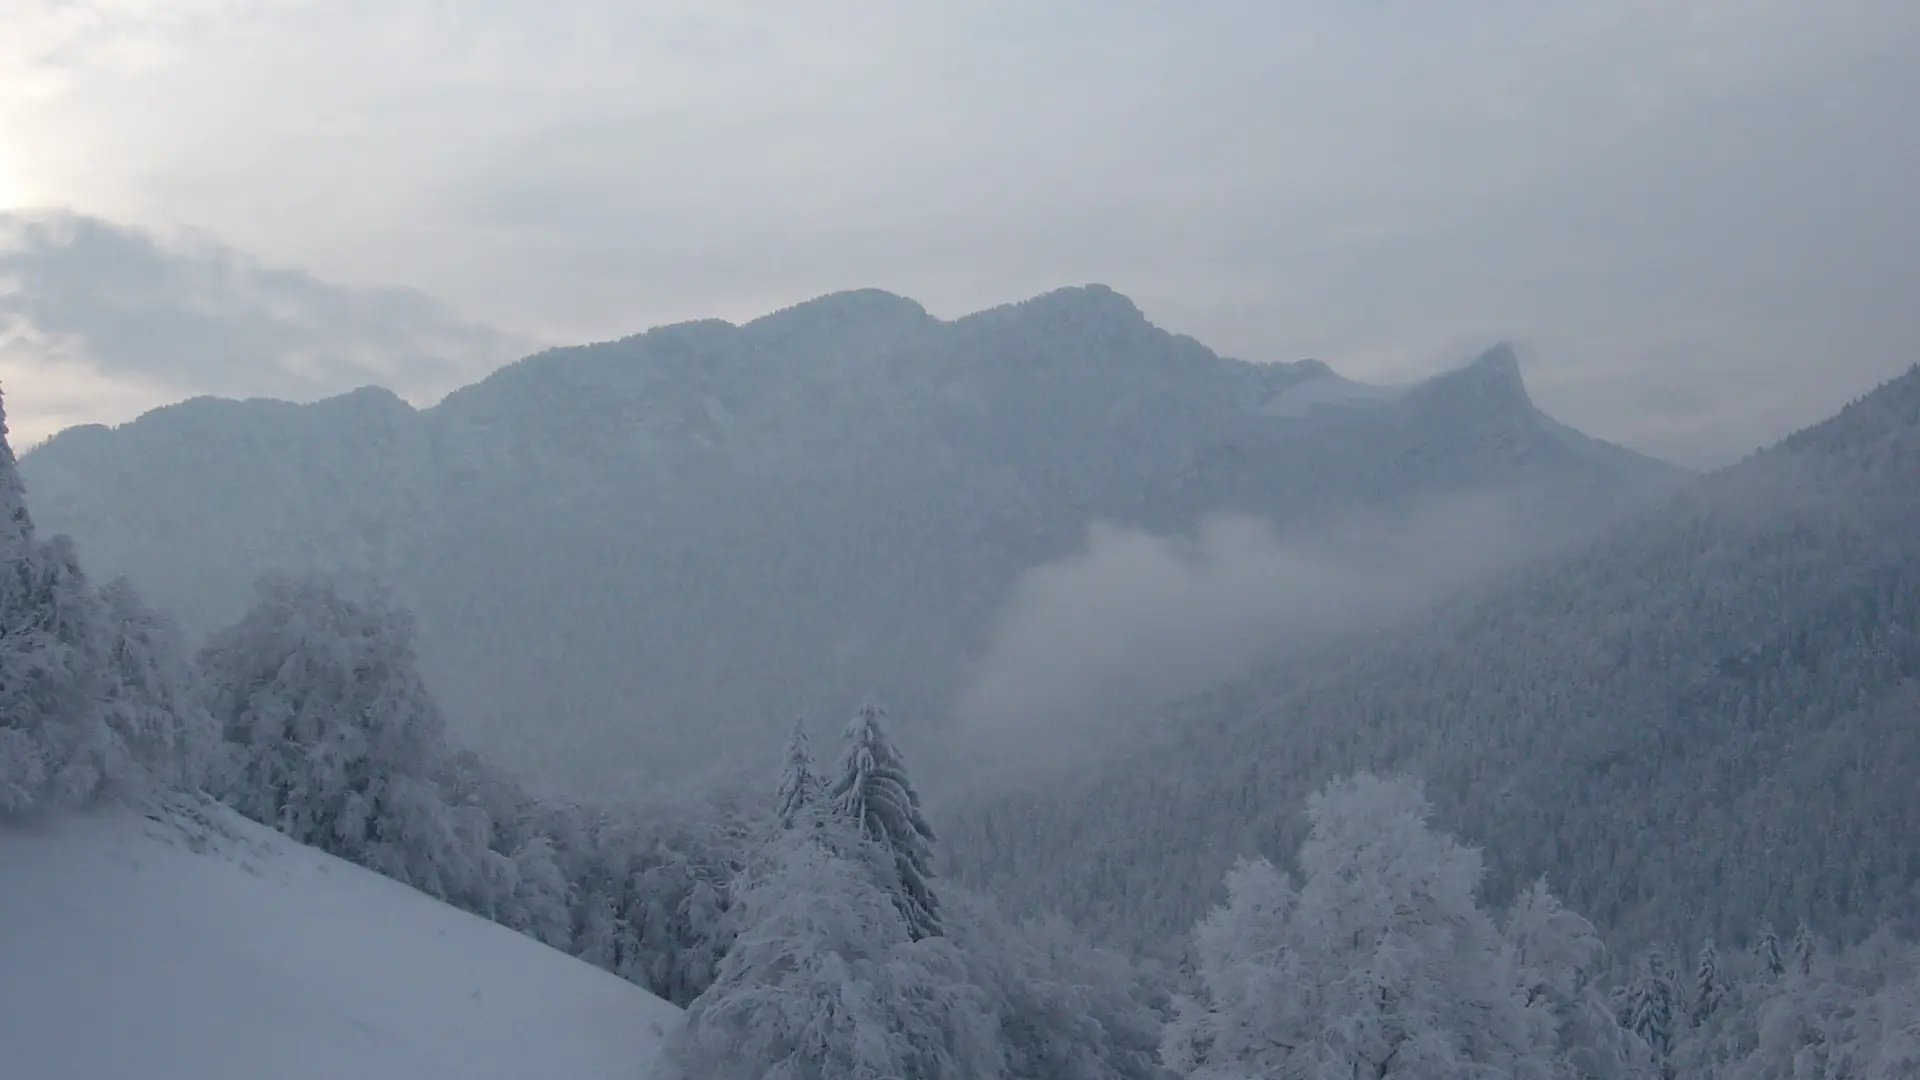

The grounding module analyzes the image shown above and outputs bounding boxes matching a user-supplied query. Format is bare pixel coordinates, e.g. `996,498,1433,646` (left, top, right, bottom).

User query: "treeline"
195,571,747,1005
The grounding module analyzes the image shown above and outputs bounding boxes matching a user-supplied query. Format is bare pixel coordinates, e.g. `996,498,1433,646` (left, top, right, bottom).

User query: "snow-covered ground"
0,795,681,1080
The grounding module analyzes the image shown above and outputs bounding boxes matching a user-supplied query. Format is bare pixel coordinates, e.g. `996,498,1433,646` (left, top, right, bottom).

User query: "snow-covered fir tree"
1693,937,1726,1027
773,715,816,830
1755,923,1786,980
1793,920,1818,977
1618,947,1681,1078
826,701,942,939
666,816,999,1080
198,573,473,898
1674,927,1920,1078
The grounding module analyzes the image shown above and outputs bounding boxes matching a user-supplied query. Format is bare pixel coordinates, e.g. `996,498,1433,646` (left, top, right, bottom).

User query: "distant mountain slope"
948,364,1920,955
19,286,1679,790
0,794,678,1079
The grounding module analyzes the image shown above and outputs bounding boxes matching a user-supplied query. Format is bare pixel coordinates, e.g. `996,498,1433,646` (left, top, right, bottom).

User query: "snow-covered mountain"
0,792,679,1079
18,285,1679,790
949,363,1920,956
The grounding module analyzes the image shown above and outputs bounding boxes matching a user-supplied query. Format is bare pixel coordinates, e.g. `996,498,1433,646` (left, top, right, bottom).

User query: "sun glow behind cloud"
0,147,40,210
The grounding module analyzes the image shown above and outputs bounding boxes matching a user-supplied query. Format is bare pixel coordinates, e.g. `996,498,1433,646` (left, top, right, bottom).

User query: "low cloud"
947,494,1540,782
0,211,536,442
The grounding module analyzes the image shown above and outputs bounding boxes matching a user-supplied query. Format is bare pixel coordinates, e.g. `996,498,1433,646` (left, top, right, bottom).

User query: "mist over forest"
5,4,1919,1077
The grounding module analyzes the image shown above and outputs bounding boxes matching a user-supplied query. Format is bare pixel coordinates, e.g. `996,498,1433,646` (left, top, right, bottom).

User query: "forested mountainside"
18,285,1677,790
949,364,1920,959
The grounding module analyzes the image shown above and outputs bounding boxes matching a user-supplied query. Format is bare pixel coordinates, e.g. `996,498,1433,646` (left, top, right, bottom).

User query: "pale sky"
3,1,1918,464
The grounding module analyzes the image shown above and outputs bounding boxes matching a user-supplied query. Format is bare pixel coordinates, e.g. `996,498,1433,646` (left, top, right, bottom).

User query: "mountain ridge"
18,285,1680,790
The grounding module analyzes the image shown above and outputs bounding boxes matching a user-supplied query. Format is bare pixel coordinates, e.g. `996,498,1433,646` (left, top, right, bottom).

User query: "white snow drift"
0,793,681,1080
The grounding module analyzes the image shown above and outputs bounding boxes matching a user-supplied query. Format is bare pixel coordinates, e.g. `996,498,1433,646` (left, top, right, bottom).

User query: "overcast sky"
3,0,1917,464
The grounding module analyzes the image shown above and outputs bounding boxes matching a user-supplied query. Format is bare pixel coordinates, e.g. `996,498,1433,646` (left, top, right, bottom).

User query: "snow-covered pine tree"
198,573,473,898
1620,947,1679,1078
774,715,816,830
826,701,941,939
666,819,998,1080
1712,927,1920,1078
1793,920,1818,976
1692,938,1725,1026
1756,922,1786,979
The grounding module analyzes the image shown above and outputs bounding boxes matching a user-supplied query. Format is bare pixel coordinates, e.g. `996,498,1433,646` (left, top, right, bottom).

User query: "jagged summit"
1453,342,1529,394
1469,340,1521,376
1409,342,1536,415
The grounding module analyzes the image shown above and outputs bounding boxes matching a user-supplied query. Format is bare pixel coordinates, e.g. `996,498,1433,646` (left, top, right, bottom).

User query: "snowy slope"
0,795,680,1080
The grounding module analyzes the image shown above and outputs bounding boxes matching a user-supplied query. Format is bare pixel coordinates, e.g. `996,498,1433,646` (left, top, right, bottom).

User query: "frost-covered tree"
630,845,735,1005
773,715,817,830
1159,856,1303,1079
1504,877,1656,1079
496,791,751,1007
0,386,27,542
1166,774,1554,1079
666,819,1000,1080
0,386,112,811
1618,948,1680,1078
0,387,220,810
1793,920,1818,977
826,701,941,939
944,890,1173,1080
1755,923,1786,980
199,573,472,898
1693,938,1726,1027
95,577,218,792
1707,928,1920,1079
502,835,574,950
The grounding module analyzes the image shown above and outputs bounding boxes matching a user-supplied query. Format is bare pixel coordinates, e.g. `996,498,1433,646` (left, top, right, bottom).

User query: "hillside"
0,793,679,1079
18,285,1679,791
948,365,1920,956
